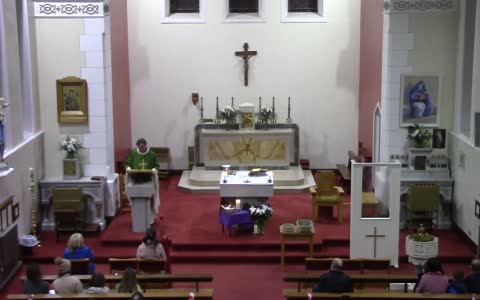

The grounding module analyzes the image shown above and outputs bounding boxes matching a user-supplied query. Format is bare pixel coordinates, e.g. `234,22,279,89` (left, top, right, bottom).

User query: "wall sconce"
192,93,199,106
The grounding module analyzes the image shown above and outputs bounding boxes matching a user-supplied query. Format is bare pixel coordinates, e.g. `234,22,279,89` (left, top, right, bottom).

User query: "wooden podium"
125,170,155,232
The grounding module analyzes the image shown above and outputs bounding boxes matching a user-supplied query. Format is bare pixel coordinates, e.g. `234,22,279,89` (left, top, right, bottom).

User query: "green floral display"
257,105,276,124
219,106,237,124
408,123,432,148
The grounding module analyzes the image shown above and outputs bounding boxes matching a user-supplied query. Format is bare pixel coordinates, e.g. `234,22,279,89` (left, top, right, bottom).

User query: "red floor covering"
3,175,476,300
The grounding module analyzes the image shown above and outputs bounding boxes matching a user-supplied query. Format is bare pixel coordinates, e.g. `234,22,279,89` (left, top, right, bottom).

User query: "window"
229,0,258,13
459,0,476,138
281,0,326,23
288,0,317,13
170,0,199,13
222,0,265,23
160,0,206,24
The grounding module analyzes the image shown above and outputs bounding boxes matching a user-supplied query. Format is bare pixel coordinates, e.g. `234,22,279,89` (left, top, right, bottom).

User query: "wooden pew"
21,274,213,292
109,258,167,274
8,290,214,300
284,273,418,293
283,290,477,300
305,258,391,273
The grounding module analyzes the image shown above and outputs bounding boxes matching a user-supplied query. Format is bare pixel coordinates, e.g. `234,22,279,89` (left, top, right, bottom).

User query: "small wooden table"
280,226,315,267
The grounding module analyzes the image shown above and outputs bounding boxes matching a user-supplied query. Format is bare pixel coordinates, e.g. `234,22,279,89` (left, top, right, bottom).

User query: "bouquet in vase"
257,105,276,124
248,204,272,232
407,123,432,148
59,136,84,158
219,106,237,124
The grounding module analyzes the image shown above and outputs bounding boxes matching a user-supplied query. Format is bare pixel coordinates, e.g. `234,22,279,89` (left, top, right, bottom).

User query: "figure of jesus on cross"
235,43,257,86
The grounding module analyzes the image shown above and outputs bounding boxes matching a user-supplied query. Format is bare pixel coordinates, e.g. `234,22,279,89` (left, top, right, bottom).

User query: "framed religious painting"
399,73,441,127
56,76,88,124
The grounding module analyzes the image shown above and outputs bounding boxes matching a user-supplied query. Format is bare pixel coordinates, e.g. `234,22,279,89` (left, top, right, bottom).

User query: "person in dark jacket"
447,270,468,294
23,263,49,294
465,258,480,293
312,258,353,293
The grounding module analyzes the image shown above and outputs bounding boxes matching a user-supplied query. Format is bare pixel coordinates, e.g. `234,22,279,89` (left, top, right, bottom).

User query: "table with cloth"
219,209,253,236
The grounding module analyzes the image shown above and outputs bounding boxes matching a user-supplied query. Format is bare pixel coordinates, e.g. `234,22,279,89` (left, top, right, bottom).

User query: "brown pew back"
305,258,390,273
8,290,214,300
283,290,476,300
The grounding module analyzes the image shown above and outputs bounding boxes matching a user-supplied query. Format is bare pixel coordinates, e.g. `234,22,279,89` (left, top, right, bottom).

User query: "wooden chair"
406,184,440,229
150,147,170,179
310,171,343,223
52,187,85,241
68,258,90,275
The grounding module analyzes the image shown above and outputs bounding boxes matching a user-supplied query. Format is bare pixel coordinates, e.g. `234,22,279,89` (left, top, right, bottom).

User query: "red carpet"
1,175,477,300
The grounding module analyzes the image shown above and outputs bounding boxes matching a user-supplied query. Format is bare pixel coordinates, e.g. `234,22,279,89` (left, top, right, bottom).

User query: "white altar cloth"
219,171,274,198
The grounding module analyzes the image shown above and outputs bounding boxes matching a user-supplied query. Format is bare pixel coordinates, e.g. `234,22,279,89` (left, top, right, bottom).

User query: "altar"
195,123,299,169
220,170,274,198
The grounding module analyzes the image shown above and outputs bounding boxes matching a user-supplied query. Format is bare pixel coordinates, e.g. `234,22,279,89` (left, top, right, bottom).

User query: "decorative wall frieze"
384,0,457,14
34,2,104,17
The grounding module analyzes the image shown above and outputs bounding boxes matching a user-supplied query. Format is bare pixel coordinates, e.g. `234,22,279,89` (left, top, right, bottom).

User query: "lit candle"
235,199,241,209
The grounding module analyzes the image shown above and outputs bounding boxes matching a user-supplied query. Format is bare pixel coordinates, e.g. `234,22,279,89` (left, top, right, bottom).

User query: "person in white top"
136,227,167,260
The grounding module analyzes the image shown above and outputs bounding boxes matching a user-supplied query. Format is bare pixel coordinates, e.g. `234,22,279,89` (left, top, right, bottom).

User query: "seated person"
23,263,49,294
131,291,144,300
416,257,449,293
63,232,95,274
125,138,159,183
312,258,353,293
447,270,467,294
85,272,110,294
52,257,84,294
115,267,143,293
137,227,167,260
465,258,480,293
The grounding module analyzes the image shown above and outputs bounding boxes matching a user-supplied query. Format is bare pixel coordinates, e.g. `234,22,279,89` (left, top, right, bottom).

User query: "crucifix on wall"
235,43,257,86
365,226,386,258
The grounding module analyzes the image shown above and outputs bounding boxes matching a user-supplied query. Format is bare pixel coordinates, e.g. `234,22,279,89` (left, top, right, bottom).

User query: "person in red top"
416,257,449,293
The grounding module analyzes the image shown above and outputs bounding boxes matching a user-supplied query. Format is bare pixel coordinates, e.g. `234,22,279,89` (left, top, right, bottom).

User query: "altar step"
178,166,315,193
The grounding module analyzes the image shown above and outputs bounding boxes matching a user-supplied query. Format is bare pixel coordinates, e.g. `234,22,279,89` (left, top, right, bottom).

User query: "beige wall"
36,19,87,177
127,0,361,169
408,13,459,130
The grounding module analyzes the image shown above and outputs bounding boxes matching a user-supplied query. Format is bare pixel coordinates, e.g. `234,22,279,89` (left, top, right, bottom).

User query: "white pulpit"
126,170,155,232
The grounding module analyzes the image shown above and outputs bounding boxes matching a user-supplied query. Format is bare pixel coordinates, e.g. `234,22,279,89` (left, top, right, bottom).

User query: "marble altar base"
178,165,315,194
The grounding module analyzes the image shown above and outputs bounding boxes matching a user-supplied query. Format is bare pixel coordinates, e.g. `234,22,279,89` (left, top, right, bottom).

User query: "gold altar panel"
208,137,286,163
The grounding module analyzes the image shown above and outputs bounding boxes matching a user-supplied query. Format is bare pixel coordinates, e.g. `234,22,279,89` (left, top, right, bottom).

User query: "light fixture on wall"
192,93,199,106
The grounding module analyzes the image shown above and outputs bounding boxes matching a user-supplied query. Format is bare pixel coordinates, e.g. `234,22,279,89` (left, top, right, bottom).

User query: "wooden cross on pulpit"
235,43,257,86
365,226,385,258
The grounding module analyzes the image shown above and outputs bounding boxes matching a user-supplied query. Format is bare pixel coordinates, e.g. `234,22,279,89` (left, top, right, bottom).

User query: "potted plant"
256,105,276,124
59,136,84,159
407,123,432,148
219,106,237,129
248,204,273,234
405,224,438,266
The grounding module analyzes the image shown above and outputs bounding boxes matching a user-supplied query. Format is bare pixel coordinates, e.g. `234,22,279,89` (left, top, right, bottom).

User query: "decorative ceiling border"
384,0,457,14
34,2,104,17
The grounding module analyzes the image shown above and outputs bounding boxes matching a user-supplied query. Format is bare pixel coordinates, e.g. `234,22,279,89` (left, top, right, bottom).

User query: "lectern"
125,169,156,232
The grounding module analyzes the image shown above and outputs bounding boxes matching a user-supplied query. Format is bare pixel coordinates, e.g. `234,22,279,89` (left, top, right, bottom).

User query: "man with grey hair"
312,258,353,293
465,257,480,293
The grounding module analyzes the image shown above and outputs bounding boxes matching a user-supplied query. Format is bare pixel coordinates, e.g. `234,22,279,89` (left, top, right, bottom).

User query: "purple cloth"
220,210,252,229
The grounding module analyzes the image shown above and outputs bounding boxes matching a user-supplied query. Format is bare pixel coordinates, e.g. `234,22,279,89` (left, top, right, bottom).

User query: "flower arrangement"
257,105,276,123
59,136,84,158
219,106,237,124
408,123,432,148
407,224,435,242
249,204,273,225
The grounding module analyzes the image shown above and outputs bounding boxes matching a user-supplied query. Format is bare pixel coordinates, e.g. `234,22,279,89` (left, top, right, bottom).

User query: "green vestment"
125,149,159,170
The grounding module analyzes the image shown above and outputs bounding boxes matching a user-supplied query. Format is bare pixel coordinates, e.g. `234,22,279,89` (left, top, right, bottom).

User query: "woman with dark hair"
85,272,110,294
416,257,449,293
115,268,143,293
131,291,144,300
136,227,167,260
23,263,49,294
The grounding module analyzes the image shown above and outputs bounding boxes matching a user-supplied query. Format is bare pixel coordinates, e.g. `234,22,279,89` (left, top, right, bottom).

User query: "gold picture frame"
56,76,88,124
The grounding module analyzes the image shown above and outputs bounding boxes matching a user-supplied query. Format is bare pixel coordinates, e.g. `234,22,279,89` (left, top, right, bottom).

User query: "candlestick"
199,97,204,123
214,97,220,123
235,199,241,209
231,97,234,108
286,96,292,123
28,168,40,246
259,97,262,110
272,96,276,123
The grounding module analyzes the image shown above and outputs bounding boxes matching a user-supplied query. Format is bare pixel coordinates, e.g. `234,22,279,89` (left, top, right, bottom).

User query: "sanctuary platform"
178,166,315,193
